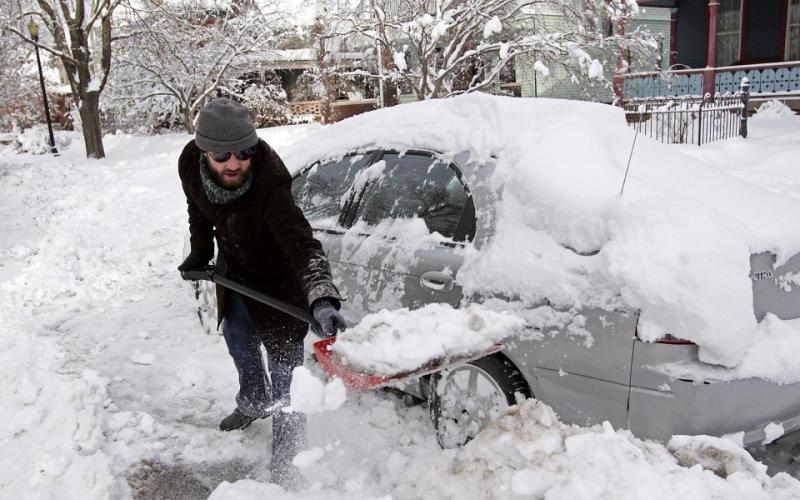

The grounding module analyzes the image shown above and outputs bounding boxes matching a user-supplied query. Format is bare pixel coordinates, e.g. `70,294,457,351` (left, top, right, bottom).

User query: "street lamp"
27,19,58,155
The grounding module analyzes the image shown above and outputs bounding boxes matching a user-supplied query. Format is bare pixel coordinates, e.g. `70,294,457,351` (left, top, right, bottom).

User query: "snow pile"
0,326,129,498
333,303,525,376
14,124,72,154
282,93,800,368
210,399,800,499
432,400,800,499
288,366,347,414
753,100,797,119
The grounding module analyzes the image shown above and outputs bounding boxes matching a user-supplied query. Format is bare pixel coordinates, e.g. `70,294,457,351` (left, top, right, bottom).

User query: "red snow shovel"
312,336,504,391
184,266,503,391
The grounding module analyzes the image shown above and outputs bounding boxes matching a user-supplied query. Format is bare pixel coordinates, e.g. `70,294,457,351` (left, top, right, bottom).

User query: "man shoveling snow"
176,98,346,488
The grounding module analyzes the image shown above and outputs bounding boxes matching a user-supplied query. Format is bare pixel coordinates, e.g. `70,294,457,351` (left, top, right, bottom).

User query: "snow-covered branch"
323,0,659,101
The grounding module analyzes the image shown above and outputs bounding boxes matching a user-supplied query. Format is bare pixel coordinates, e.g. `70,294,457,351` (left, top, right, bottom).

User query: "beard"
209,167,250,189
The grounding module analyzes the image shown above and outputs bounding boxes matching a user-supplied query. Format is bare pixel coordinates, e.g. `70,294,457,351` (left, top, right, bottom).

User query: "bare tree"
110,0,289,133
325,0,659,101
3,0,123,158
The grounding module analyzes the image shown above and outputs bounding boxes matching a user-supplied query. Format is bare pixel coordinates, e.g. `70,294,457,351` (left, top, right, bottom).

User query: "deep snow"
0,99,799,499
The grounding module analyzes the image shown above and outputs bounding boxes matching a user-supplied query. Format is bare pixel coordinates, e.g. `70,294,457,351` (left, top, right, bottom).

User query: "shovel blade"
313,337,504,391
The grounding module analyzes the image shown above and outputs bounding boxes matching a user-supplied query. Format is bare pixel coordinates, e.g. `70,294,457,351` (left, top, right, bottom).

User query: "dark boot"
219,408,258,431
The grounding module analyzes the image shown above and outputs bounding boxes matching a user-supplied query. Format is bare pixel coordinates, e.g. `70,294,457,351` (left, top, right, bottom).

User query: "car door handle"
420,271,454,292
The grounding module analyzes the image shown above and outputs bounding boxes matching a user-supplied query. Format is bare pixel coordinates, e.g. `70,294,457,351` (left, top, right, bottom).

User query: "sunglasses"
208,147,256,162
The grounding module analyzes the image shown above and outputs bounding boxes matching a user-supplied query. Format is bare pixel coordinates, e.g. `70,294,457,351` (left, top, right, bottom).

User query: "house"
623,0,800,109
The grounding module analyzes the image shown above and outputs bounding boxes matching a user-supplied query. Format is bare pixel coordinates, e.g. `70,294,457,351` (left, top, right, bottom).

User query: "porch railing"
622,61,800,100
624,82,749,146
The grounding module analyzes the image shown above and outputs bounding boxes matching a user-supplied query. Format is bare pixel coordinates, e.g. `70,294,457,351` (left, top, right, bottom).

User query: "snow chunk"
588,59,604,80
131,350,156,365
333,303,524,376
418,13,434,26
763,422,784,445
208,479,284,499
511,468,559,496
393,51,407,71
288,367,347,414
533,60,550,76
31,454,70,479
498,42,510,60
668,434,768,479
293,447,325,468
483,16,502,39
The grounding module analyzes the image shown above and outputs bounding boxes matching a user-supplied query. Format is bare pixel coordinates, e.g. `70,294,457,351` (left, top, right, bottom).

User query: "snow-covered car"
282,94,800,448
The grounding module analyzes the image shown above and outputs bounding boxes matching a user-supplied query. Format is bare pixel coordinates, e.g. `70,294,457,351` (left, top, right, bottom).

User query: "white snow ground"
1,106,800,499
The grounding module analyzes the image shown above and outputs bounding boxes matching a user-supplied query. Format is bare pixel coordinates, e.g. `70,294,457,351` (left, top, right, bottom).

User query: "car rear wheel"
427,354,532,449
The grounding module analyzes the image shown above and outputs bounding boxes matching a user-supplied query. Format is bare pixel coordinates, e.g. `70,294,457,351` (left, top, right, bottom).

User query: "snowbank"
754,100,797,119
282,93,800,368
210,399,800,499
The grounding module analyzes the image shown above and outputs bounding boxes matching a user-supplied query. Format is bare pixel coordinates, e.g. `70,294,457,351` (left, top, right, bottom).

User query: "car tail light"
654,334,696,345
635,331,696,345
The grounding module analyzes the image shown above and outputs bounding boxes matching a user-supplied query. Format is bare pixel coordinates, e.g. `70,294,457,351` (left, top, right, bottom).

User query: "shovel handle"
189,266,314,324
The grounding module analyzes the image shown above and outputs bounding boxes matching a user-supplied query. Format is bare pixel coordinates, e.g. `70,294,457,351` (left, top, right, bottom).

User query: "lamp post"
27,19,58,155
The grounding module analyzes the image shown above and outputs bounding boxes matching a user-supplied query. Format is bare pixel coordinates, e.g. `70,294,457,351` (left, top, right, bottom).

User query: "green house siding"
515,7,671,101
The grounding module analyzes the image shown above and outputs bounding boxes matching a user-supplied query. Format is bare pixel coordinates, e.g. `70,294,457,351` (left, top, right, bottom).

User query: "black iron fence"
623,81,750,146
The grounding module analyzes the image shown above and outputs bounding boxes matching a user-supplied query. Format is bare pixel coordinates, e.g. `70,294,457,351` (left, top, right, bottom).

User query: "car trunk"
750,251,800,321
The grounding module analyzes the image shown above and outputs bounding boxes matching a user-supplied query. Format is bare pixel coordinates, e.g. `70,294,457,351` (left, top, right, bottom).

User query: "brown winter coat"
178,138,341,352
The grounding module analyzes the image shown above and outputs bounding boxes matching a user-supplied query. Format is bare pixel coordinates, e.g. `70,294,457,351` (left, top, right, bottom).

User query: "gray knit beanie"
195,98,258,152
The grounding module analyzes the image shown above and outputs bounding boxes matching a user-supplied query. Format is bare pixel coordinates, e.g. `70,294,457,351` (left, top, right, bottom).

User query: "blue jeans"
222,292,306,481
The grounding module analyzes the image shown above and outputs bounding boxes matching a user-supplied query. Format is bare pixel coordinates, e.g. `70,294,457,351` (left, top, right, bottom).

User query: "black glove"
178,246,213,280
311,298,347,338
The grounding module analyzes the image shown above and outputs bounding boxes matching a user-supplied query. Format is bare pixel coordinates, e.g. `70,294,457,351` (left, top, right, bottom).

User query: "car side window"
356,153,470,240
292,154,371,228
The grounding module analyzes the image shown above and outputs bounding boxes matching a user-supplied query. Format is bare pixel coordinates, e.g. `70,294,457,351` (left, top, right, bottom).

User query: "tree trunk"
314,17,336,124
377,33,398,107
183,106,196,134
78,91,105,159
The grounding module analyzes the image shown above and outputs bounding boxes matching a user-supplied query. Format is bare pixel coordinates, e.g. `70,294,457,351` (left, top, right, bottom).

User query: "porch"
622,61,800,105
621,0,800,108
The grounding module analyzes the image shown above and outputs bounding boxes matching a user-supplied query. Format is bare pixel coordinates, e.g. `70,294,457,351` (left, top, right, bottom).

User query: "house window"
789,0,800,60
716,0,742,66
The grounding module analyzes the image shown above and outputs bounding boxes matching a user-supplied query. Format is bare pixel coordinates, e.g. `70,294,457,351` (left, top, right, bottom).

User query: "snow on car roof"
283,93,800,371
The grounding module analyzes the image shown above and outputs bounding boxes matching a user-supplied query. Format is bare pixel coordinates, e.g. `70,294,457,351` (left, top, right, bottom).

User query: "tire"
427,354,532,449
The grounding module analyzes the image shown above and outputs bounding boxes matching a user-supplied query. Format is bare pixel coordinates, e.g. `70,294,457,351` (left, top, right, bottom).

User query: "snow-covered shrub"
237,70,290,128
0,93,42,133
101,92,183,134
13,124,70,154
293,69,327,102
